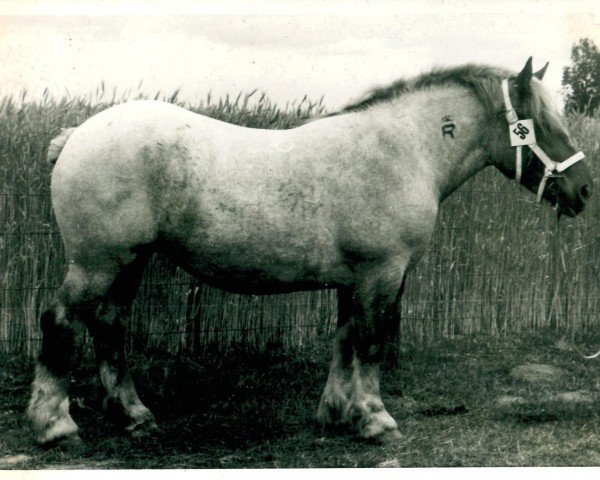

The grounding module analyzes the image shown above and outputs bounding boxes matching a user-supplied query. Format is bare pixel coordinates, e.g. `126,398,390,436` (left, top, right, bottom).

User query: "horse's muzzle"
555,182,592,217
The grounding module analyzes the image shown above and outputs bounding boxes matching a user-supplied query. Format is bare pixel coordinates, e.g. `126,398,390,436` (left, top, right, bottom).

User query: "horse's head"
489,58,593,217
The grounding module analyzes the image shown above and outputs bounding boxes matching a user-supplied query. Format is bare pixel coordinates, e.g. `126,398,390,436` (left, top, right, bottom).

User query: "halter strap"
556,151,585,173
501,79,522,182
501,80,518,125
500,79,585,203
529,144,557,171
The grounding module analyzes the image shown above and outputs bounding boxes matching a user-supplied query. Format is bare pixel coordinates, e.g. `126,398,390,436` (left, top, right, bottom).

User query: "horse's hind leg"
27,264,109,445
89,252,156,435
28,251,153,445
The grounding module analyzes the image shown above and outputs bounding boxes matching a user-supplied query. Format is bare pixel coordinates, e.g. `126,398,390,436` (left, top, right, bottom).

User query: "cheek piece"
501,79,585,203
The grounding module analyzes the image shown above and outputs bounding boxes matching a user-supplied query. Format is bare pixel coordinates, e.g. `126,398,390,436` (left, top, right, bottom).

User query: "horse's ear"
533,62,549,80
515,57,533,97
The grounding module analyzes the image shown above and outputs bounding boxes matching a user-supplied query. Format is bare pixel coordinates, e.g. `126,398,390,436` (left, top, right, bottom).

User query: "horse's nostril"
581,185,591,201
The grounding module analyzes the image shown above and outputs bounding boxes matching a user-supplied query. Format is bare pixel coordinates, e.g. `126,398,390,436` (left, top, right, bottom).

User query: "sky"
0,1,599,110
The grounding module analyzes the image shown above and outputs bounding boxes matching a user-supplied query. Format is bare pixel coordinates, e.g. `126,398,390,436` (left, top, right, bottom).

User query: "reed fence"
1,92,599,356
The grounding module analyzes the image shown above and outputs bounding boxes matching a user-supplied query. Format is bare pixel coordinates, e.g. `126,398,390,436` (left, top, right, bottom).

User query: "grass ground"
2,329,600,469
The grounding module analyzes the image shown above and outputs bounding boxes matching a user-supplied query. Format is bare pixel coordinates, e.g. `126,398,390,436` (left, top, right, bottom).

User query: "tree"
562,38,600,114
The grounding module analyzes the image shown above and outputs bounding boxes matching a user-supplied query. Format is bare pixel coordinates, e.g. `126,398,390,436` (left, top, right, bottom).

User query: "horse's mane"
328,64,558,136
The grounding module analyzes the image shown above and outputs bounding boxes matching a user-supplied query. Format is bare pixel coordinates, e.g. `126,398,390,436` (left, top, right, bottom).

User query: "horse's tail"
47,127,76,165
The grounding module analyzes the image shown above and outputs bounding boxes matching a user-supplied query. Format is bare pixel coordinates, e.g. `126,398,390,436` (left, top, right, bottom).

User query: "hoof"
128,420,159,438
40,433,86,454
370,428,404,444
104,397,157,437
126,409,158,438
360,408,398,438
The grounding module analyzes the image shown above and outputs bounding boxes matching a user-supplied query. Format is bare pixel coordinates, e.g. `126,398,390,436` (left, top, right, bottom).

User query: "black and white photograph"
1,0,600,471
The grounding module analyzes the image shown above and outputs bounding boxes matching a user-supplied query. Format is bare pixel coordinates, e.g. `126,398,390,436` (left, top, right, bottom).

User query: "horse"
28,58,592,447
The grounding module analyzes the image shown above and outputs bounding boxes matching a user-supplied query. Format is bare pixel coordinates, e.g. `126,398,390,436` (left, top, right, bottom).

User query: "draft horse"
28,58,592,446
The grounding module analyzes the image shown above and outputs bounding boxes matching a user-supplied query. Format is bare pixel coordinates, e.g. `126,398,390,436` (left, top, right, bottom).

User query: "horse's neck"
361,84,490,201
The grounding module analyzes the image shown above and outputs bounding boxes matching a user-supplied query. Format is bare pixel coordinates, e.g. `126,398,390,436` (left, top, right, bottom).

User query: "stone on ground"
496,395,526,411
377,458,401,467
0,455,32,468
509,364,566,384
551,390,595,405
497,364,597,417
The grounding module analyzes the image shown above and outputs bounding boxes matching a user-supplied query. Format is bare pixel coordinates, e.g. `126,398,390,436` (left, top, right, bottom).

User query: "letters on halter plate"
508,119,536,147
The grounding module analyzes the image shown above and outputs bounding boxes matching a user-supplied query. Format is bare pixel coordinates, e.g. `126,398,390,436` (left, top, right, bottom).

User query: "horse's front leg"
382,273,406,367
317,257,406,442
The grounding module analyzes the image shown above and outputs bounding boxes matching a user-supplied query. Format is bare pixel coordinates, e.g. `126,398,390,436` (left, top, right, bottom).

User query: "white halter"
501,79,585,203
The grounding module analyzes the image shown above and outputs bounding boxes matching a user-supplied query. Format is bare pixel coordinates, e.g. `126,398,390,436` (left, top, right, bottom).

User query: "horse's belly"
187,264,351,294
164,232,352,294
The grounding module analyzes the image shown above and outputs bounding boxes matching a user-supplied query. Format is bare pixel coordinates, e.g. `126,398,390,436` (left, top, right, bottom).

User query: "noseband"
501,79,585,203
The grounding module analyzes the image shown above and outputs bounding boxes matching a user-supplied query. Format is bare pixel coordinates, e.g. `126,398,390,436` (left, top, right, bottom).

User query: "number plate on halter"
509,119,536,146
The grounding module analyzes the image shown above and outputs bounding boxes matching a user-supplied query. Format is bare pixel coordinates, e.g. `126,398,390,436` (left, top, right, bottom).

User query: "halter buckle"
505,109,518,125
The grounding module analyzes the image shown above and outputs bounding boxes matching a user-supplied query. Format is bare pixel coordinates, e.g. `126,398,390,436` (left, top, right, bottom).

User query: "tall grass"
1,88,599,356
